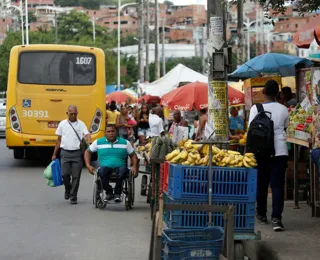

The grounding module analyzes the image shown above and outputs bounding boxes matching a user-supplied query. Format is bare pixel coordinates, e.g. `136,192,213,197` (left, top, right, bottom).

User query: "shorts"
138,128,151,137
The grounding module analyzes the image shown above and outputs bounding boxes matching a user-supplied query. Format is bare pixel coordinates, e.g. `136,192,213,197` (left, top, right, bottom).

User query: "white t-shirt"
56,119,89,151
148,113,164,137
248,103,289,156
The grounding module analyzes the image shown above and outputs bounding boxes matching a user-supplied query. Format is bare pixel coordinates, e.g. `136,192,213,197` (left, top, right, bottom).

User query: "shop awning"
292,15,320,49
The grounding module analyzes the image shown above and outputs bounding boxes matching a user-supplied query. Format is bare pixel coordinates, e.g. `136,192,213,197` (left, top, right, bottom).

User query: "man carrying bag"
52,105,92,205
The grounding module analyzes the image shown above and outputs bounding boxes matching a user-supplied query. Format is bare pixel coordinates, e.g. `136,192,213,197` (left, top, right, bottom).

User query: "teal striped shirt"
88,137,134,168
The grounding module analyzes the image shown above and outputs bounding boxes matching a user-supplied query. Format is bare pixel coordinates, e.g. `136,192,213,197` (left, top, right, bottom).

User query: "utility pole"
25,0,29,45
237,0,244,64
154,0,160,80
55,11,58,43
207,0,230,143
255,4,259,56
162,17,166,76
145,0,150,82
201,26,205,74
138,0,144,83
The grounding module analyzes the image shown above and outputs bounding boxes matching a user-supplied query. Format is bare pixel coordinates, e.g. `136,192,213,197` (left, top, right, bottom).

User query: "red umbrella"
138,94,160,104
106,91,137,104
161,82,244,111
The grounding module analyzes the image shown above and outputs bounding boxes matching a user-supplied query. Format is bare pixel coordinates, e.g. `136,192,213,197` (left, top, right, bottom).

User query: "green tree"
55,0,100,9
0,31,56,91
231,1,319,14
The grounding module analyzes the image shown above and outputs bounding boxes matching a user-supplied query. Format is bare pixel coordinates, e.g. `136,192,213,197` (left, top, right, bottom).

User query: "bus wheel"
13,148,24,159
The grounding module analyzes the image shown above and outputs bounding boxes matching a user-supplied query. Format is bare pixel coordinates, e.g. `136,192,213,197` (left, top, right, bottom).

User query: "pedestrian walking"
248,80,289,231
52,105,92,205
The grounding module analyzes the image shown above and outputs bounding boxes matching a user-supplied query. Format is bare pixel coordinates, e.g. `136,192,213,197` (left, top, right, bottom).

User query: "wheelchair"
92,167,135,211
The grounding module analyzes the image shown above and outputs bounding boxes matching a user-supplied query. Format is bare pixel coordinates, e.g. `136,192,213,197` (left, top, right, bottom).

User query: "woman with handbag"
52,105,92,205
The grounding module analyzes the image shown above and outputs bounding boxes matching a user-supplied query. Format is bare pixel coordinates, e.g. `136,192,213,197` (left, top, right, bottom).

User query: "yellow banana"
245,153,255,157
228,150,240,155
229,159,237,165
181,161,191,165
243,160,252,168
166,149,180,161
180,150,188,160
248,161,257,167
244,156,253,163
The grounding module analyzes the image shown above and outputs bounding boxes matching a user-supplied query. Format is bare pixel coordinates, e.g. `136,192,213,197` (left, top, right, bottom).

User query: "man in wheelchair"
85,124,138,203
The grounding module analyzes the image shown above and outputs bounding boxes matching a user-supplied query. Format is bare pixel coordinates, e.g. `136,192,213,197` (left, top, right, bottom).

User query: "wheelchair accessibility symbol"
22,99,31,108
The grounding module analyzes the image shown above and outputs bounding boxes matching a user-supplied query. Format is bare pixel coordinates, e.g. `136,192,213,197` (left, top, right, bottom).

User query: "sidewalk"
244,199,320,260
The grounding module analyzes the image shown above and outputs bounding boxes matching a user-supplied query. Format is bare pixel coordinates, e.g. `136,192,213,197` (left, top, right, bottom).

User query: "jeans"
98,166,128,195
256,156,288,220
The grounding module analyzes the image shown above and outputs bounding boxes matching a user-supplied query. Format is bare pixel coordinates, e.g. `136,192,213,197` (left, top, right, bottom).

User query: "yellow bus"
6,44,106,159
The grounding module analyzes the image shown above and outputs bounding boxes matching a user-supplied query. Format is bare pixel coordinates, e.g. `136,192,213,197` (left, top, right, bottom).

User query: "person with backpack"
247,80,289,232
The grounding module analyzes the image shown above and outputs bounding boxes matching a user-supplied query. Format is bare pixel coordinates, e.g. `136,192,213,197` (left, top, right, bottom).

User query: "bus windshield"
18,52,96,85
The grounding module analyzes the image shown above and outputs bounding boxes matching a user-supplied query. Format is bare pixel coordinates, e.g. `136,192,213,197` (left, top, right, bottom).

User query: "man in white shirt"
149,107,164,137
248,80,289,231
52,105,91,205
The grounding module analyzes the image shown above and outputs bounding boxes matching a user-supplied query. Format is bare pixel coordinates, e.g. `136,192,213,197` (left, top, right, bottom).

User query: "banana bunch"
242,153,257,168
200,145,221,156
165,148,180,161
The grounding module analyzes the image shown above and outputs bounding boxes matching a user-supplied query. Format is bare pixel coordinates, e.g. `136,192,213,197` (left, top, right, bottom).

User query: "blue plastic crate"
163,192,255,234
162,227,223,260
168,164,257,202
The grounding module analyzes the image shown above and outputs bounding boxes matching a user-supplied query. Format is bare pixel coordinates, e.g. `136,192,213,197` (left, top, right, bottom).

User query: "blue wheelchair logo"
22,99,31,108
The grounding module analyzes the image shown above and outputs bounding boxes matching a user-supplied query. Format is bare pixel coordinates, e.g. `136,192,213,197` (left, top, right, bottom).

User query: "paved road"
0,139,151,260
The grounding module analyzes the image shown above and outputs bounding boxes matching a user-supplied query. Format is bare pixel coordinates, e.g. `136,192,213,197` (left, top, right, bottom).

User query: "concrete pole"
19,0,24,45
154,0,160,80
92,16,96,42
237,0,244,63
201,26,205,74
246,17,250,60
138,0,144,83
55,11,58,43
162,17,166,76
145,0,150,82
25,0,29,45
117,0,121,90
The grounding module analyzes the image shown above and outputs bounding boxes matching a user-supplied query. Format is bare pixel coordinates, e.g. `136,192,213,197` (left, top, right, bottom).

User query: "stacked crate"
161,163,258,258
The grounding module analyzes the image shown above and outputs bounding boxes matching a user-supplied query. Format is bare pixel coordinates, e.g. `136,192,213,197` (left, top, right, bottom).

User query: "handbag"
67,121,88,154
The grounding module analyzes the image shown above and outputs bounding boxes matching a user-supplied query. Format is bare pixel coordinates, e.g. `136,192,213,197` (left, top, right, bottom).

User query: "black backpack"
246,103,275,157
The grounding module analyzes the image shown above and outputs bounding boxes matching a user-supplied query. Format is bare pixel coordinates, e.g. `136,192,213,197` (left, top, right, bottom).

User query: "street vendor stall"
285,67,320,216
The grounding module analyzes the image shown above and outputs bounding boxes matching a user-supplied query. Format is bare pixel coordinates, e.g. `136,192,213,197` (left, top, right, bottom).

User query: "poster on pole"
209,81,228,137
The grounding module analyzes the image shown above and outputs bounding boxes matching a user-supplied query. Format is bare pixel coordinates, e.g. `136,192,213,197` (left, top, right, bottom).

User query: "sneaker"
272,218,284,231
256,214,268,224
104,193,113,202
64,192,70,200
114,194,121,203
70,198,77,205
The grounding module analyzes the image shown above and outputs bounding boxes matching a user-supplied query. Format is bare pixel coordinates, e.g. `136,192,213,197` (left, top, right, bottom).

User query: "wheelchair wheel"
97,199,106,209
93,173,98,206
127,171,135,209
141,175,148,196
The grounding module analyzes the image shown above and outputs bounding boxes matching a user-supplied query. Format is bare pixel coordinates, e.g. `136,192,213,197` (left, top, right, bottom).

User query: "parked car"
0,101,6,137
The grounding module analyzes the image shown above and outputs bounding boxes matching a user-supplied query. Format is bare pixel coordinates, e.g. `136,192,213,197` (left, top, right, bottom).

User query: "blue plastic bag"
51,159,63,187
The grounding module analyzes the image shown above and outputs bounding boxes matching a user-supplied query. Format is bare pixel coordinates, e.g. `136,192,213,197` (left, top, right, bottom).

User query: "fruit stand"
148,137,260,260
285,67,320,216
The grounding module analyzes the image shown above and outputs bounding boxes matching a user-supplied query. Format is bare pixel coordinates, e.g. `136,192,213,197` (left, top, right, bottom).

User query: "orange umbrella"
106,91,137,104
161,82,244,111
